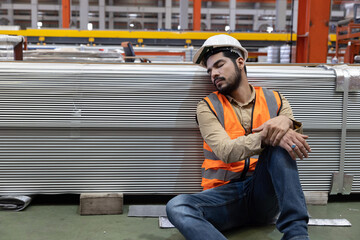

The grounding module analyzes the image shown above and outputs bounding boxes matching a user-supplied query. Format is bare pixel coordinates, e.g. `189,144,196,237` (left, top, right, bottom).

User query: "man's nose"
211,69,220,81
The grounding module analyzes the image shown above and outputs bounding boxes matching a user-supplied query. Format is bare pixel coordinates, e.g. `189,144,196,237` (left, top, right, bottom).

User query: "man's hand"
253,116,293,146
278,129,311,160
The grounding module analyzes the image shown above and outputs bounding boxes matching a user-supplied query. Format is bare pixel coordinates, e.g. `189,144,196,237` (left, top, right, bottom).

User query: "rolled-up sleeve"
279,94,303,133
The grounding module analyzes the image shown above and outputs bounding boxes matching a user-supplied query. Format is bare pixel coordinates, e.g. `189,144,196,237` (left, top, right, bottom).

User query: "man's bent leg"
166,181,249,240
247,146,309,240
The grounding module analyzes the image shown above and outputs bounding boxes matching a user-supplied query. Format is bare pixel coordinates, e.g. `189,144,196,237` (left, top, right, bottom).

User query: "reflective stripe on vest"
202,168,255,181
263,88,280,118
201,87,282,190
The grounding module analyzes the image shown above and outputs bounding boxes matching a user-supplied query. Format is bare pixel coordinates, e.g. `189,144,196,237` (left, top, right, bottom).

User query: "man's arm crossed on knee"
253,116,311,160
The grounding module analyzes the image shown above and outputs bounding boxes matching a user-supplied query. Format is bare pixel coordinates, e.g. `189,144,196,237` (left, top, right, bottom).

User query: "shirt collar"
226,84,255,107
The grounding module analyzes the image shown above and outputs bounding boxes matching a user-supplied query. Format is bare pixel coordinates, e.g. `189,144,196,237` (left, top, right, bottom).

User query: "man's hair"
203,48,247,75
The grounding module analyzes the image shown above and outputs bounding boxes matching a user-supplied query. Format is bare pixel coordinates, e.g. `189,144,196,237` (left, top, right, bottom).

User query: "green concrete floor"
1,195,360,240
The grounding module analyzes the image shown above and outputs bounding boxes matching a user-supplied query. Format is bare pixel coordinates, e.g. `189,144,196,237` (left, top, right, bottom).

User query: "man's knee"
166,194,192,220
270,146,289,156
267,146,292,160
263,146,296,169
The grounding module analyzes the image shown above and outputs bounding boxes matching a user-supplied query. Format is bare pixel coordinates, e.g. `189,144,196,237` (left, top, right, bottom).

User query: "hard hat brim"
193,44,248,67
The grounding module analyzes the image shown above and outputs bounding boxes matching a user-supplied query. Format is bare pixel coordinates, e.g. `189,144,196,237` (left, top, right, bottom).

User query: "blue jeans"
166,146,309,240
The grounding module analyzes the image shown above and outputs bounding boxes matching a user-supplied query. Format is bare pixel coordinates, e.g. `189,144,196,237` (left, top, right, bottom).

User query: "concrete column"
206,1,212,30
157,0,162,30
109,0,114,29
7,0,14,25
180,0,189,30
31,0,38,29
108,0,114,29
59,1,63,28
252,2,260,31
275,0,287,32
165,0,172,30
292,0,299,33
79,0,89,30
229,0,236,31
99,0,105,30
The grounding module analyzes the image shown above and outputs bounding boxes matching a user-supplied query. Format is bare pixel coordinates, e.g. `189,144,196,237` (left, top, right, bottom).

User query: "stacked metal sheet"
22,45,193,63
0,62,358,195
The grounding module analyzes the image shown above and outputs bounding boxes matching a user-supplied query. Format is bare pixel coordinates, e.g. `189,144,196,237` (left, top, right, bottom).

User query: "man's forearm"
209,132,263,164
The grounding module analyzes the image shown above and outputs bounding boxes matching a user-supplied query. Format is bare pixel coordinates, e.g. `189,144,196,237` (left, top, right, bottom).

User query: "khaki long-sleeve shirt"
196,85,302,164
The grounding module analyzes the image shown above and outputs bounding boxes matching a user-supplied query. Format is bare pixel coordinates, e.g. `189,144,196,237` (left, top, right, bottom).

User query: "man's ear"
236,57,245,70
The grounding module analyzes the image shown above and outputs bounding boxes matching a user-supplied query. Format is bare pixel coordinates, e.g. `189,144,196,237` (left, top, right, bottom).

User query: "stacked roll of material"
0,62,359,194
267,46,280,63
280,45,291,63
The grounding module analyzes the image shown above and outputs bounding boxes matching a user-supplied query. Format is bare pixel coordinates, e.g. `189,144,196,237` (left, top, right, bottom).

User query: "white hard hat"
193,34,248,67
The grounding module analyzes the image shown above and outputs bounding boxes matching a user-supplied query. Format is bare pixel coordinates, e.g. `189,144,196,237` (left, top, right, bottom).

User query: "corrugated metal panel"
0,63,210,128
0,129,203,194
299,131,341,191
0,62,358,195
0,63,207,194
344,131,360,192
348,91,360,128
346,89,360,192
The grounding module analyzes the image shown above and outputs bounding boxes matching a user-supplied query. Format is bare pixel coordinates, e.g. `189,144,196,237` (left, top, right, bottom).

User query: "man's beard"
215,66,242,95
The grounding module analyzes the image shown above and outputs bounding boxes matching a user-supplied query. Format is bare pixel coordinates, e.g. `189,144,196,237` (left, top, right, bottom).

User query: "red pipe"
193,0,201,31
62,0,70,28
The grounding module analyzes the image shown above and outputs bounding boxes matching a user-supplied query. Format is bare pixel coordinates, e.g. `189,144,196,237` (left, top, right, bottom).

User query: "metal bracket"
320,65,360,92
330,172,354,195
325,65,357,195
333,65,360,92
343,174,354,194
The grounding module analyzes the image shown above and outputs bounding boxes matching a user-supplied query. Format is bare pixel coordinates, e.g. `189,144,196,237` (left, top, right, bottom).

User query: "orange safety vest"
201,86,282,190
